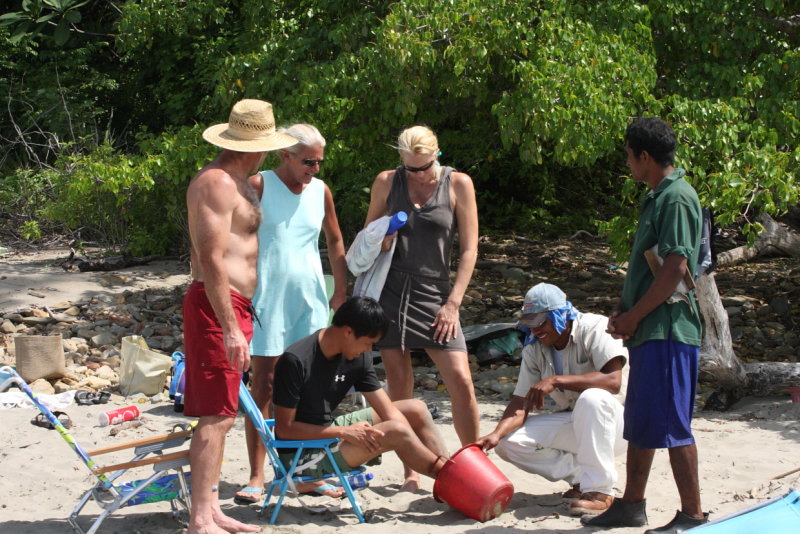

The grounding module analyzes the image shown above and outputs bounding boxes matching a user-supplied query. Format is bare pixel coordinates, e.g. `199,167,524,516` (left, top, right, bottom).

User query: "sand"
1,249,799,532
0,390,798,534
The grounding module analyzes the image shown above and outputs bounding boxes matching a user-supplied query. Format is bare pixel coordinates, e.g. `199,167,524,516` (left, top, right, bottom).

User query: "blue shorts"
623,338,699,449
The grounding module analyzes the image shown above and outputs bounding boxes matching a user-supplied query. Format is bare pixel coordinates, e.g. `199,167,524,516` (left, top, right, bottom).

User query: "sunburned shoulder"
376,169,395,183
450,171,474,188
192,166,237,189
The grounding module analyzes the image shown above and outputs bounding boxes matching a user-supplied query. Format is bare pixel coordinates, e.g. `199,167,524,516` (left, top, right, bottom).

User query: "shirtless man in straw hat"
184,99,297,534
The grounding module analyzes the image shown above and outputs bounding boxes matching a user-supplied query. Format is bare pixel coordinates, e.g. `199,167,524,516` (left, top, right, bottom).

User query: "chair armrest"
269,438,341,448
86,429,192,456
91,450,190,475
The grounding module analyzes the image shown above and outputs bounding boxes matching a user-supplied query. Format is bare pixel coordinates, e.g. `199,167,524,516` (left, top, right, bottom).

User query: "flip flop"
31,411,72,430
76,391,113,405
75,391,96,406
233,486,262,505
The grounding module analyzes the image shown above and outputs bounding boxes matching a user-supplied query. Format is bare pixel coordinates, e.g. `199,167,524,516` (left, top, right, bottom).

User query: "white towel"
346,216,395,300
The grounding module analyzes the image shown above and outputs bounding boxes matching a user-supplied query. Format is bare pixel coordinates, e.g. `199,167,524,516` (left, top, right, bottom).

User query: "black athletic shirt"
272,330,381,430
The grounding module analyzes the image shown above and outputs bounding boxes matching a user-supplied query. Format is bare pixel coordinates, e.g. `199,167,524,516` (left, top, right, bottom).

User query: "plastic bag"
118,336,172,396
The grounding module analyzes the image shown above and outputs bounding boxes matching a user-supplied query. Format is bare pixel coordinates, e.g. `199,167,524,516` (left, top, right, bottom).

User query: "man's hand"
607,310,637,340
223,328,251,372
524,377,557,412
340,422,385,453
476,433,501,452
431,300,460,344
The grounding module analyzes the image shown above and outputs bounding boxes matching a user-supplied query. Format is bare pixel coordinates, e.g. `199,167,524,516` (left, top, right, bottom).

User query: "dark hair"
625,117,677,167
332,296,389,339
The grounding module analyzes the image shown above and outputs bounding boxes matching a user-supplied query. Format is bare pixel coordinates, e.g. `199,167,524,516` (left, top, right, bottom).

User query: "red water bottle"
98,405,140,426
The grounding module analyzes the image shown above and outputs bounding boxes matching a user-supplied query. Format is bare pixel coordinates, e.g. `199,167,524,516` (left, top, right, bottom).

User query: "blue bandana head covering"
519,301,579,346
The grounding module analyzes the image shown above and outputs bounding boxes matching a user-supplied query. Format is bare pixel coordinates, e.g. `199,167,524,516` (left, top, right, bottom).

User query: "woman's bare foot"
399,475,420,493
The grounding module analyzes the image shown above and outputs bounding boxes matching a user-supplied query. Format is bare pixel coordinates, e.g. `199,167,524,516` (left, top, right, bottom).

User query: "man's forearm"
200,256,239,333
551,370,622,395
627,253,687,323
276,418,343,441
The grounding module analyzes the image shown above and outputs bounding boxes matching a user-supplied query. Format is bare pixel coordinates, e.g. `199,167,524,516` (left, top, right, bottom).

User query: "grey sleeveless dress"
376,165,467,352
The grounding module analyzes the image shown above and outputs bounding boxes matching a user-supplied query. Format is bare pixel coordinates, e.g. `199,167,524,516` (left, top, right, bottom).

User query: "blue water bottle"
347,472,374,490
386,212,408,235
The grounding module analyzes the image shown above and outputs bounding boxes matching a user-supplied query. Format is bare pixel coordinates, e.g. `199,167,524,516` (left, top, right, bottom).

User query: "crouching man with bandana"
476,283,628,516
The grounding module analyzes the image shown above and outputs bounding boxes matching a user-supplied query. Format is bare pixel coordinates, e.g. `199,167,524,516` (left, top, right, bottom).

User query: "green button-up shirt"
621,168,703,348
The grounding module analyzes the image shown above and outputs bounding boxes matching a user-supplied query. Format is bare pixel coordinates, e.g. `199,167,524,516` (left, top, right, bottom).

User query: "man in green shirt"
583,118,709,533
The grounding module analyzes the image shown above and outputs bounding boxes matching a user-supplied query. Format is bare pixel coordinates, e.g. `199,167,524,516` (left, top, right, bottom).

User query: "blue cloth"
519,301,579,346
623,337,699,449
250,171,328,356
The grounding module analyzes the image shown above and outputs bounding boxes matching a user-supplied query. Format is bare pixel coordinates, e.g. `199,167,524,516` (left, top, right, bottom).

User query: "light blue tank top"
249,170,328,356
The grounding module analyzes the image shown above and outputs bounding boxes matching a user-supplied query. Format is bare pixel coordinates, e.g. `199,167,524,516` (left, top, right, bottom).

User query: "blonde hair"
396,125,439,156
277,123,326,154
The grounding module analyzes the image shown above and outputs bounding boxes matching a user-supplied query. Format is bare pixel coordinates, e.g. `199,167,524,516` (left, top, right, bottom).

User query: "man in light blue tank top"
235,124,349,504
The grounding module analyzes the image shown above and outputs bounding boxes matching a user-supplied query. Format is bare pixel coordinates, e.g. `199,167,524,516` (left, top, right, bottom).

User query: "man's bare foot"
399,476,420,493
297,480,346,498
187,520,234,534
211,511,261,533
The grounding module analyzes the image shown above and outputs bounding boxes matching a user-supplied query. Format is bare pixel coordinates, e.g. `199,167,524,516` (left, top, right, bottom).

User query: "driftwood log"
716,213,800,268
697,213,800,405
61,252,176,272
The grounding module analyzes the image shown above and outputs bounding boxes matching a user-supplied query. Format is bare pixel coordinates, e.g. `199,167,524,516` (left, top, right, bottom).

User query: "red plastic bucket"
433,443,514,522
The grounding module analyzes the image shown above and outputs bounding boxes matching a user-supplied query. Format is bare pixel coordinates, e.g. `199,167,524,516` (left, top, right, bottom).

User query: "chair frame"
0,366,192,534
237,381,367,524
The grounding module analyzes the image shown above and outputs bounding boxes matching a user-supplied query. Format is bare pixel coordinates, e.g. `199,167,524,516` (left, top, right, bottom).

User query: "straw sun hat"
202,99,298,152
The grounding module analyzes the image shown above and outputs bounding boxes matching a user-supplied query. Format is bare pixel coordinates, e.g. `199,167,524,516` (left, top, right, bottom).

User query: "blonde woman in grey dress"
364,125,479,491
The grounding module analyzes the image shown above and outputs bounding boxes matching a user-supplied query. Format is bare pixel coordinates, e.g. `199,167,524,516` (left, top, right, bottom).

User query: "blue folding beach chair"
0,366,192,534
237,381,368,524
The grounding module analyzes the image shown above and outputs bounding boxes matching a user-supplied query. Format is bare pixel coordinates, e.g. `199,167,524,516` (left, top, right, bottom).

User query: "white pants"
495,388,625,495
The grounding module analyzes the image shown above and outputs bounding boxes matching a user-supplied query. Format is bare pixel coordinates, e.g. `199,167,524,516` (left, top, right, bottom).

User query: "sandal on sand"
302,483,345,498
31,411,72,430
233,486,263,505
75,391,112,405
75,391,96,406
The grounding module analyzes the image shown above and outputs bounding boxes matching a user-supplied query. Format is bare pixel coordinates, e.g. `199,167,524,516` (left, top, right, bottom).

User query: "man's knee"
394,398,430,425
494,436,513,463
377,419,415,447
575,388,618,414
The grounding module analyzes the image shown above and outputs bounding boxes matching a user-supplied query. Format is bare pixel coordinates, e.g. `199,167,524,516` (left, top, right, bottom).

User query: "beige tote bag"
14,335,66,382
118,335,172,396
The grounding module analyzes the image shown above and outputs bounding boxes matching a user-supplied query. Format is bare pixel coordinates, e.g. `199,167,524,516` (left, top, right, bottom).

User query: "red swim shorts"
182,280,253,418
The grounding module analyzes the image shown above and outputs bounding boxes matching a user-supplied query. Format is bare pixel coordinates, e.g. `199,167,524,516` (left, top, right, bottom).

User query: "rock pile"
0,286,186,395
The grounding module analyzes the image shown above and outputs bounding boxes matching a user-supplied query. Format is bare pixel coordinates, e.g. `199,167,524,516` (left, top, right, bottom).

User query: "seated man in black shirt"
273,296,448,491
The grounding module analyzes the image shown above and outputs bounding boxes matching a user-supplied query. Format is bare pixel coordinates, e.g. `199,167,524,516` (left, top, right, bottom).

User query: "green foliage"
1,0,95,46
1,0,798,258
20,220,42,241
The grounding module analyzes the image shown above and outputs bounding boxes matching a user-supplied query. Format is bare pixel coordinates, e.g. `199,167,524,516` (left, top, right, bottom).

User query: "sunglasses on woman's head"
301,158,324,167
403,160,435,173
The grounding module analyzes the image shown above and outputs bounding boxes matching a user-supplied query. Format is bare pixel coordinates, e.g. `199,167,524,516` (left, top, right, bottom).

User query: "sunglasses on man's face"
301,158,324,167
403,160,435,173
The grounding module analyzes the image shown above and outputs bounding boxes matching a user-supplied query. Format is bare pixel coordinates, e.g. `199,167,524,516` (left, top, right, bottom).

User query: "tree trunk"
697,212,800,405
696,272,747,391
717,213,800,267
